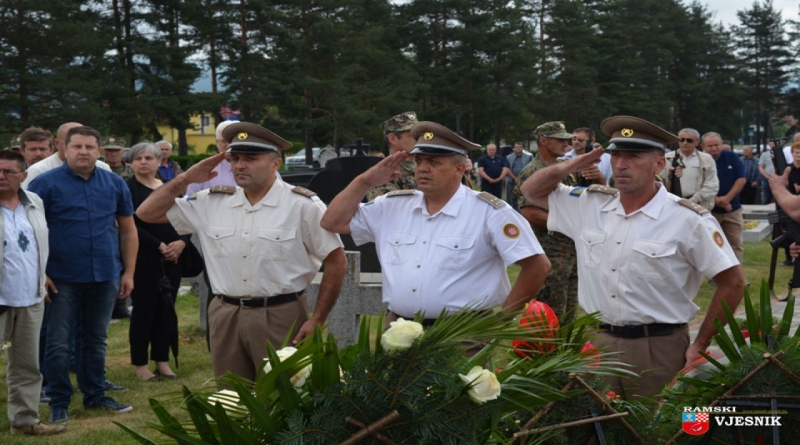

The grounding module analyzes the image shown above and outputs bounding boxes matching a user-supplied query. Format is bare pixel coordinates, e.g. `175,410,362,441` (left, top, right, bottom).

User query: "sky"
704,0,797,27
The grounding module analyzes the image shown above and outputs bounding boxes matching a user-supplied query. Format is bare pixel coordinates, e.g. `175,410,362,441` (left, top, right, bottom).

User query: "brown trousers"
592,324,689,403
208,295,309,382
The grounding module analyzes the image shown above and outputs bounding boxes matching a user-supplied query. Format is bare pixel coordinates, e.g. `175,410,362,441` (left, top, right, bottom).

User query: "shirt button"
416,265,420,268
611,295,616,298
611,268,616,272
422,241,427,244
244,232,249,235
412,288,416,292
454,245,458,249
616,241,621,245
243,279,247,282
243,255,247,258
276,237,280,240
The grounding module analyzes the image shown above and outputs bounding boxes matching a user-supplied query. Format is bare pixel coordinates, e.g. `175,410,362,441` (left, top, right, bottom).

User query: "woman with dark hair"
126,142,184,380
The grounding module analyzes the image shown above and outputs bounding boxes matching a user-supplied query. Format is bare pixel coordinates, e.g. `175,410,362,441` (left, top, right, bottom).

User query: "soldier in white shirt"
522,116,746,402
135,122,346,381
321,121,550,325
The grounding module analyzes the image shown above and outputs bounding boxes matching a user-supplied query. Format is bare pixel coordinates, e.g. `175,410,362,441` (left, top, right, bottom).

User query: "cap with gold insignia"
410,121,481,156
600,116,678,151
102,137,126,150
534,121,573,140
222,122,292,154
381,111,418,135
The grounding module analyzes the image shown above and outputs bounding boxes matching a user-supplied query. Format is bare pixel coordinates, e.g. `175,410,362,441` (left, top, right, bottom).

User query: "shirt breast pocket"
205,225,236,258
434,236,476,270
579,229,606,269
386,232,417,265
631,240,677,281
258,228,297,262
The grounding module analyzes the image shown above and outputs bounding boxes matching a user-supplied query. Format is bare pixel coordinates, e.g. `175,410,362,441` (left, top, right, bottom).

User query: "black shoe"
782,260,793,266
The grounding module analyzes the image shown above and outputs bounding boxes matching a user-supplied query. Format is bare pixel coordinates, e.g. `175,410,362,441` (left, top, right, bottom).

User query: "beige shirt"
167,179,343,297
548,183,738,325
663,149,719,210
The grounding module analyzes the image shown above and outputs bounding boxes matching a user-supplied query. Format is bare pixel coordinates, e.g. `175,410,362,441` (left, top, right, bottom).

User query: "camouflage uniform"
367,111,419,200
110,163,135,179
513,123,579,322
102,137,134,180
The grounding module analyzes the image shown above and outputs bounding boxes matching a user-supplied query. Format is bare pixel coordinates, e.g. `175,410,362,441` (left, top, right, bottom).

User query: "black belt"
599,323,686,339
216,291,303,308
389,310,493,328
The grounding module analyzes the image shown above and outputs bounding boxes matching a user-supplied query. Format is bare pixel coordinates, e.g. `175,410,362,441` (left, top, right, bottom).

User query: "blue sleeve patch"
187,193,198,201
569,187,587,197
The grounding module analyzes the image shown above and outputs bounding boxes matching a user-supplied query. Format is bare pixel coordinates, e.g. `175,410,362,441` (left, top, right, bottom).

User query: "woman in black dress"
126,142,184,380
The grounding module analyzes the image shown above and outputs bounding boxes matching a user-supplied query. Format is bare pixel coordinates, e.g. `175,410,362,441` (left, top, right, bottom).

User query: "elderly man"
185,121,237,196
662,128,719,210
17,127,53,168
321,121,550,329
739,146,760,204
513,121,602,322
703,132,746,263
367,112,418,201
136,122,347,381
28,126,138,423
155,140,183,182
0,151,65,436
477,143,510,199
522,116,745,402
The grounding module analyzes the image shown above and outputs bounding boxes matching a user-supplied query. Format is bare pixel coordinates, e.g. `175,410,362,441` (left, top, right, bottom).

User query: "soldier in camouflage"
513,121,604,321
366,111,418,201
102,137,135,180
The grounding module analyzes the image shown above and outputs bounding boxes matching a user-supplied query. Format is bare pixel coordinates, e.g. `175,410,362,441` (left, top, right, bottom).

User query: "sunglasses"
679,138,695,143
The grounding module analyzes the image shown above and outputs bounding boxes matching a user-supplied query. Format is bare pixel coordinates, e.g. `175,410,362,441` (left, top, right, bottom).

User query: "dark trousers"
481,180,503,199
129,256,181,366
740,182,757,204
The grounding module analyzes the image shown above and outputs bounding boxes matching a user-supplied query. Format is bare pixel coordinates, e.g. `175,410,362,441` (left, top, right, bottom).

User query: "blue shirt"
713,150,745,213
28,163,134,282
158,160,175,181
477,154,509,179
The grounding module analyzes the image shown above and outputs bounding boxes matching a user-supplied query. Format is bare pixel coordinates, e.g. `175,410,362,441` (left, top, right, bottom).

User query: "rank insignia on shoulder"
569,187,587,197
186,193,198,201
587,184,619,196
386,189,416,197
292,186,317,198
209,185,236,194
678,198,710,215
477,191,505,208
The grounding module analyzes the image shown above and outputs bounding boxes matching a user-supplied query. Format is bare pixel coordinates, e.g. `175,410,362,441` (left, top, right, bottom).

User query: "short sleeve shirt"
166,179,343,296
350,185,545,318
28,164,134,282
759,150,774,176
713,151,745,212
477,155,509,180
547,184,739,325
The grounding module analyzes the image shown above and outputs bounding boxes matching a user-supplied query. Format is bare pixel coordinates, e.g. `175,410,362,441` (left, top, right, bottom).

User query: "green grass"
0,239,789,441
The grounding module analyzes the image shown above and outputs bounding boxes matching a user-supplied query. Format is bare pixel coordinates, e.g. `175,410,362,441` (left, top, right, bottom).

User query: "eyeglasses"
0,169,22,176
679,138,695,143
572,137,586,143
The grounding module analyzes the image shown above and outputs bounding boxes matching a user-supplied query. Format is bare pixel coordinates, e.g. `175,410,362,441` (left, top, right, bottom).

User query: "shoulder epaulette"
678,198,710,215
386,189,416,198
209,185,236,194
587,184,619,196
477,191,506,209
291,186,317,198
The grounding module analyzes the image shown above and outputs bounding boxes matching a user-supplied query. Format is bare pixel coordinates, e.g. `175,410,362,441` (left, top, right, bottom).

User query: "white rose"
262,346,312,388
459,366,501,404
381,318,424,352
207,389,248,419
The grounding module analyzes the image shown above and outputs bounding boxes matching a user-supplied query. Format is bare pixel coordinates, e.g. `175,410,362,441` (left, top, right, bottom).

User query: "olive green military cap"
381,111,418,135
600,116,678,151
410,121,480,156
102,137,126,150
222,122,292,154
534,121,573,139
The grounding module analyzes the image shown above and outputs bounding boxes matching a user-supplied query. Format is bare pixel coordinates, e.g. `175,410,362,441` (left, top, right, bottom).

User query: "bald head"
54,122,82,161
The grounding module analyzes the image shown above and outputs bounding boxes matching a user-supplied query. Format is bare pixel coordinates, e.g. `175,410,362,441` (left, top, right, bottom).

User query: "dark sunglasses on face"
679,138,695,143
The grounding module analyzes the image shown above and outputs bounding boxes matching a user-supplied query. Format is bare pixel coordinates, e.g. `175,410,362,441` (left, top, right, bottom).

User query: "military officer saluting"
136,122,347,381
322,121,550,324
366,111,419,201
521,116,745,401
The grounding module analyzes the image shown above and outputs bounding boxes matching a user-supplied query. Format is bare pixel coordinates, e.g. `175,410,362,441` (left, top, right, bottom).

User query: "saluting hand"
566,148,604,174
360,151,408,187
182,152,226,184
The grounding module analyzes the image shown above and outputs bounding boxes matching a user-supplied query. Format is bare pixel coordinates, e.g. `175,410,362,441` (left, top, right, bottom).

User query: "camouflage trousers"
534,251,578,323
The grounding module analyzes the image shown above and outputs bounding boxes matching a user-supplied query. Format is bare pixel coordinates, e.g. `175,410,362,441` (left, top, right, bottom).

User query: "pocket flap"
206,225,236,240
258,228,296,242
387,232,417,246
579,229,606,246
435,236,476,251
632,240,676,258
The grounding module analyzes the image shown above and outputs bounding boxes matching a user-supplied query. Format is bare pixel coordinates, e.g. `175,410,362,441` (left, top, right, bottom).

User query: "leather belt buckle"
239,298,255,308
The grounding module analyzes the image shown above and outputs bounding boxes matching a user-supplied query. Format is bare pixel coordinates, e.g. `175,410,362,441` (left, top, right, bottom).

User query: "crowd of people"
1,110,786,435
